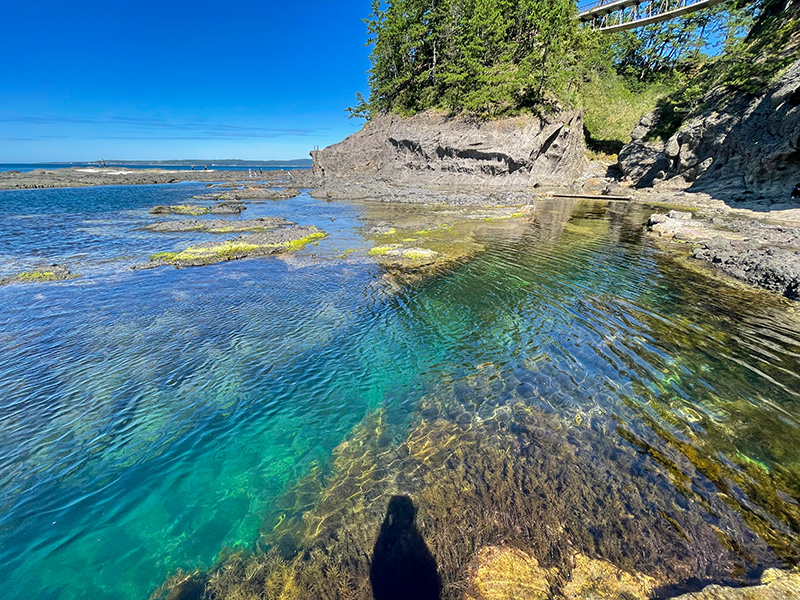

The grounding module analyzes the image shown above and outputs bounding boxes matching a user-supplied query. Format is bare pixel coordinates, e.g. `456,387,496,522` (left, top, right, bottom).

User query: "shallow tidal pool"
0,184,798,600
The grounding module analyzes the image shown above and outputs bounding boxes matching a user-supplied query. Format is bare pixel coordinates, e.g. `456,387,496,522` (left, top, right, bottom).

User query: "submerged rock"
140,225,325,268
142,217,295,233
0,264,77,285
674,569,800,599
563,554,656,600
465,546,555,600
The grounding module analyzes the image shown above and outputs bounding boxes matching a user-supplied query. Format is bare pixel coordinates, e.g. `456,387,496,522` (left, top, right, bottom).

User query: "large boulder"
311,110,586,187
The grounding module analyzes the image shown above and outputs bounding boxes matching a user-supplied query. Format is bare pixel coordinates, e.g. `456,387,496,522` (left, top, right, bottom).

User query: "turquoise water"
0,186,798,599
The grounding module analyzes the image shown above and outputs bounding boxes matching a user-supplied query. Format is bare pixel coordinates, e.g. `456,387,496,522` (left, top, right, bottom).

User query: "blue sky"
0,0,372,162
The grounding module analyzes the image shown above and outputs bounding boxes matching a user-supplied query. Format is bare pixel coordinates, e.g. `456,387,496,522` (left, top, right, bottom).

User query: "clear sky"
0,0,373,162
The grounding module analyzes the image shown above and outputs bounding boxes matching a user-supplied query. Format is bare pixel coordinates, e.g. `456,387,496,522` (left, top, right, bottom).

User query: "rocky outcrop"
0,264,76,285
209,201,245,215
142,217,295,233
646,210,800,299
138,225,325,269
619,59,800,203
311,111,586,187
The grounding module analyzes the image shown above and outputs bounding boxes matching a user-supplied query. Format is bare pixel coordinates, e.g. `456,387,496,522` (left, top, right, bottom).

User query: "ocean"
0,184,798,600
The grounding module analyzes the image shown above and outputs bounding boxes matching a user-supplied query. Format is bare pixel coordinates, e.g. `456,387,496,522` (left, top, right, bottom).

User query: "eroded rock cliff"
311,111,585,187
619,58,800,204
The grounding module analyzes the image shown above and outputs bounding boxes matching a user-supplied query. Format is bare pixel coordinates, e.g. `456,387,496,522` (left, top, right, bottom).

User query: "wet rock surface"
673,570,800,599
142,217,295,233
0,264,76,285
646,211,800,300
138,225,325,268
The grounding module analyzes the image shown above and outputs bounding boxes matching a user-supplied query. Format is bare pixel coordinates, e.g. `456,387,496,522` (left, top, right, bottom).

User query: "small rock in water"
209,201,246,215
0,264,76,285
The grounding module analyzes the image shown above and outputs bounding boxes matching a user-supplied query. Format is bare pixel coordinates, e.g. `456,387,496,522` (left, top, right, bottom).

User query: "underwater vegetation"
357,204,535,286
151,198,800,600
156,355,798,600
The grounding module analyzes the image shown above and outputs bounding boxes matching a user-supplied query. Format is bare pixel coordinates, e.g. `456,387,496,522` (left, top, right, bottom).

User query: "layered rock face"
311,111,586,186
619,59,800,201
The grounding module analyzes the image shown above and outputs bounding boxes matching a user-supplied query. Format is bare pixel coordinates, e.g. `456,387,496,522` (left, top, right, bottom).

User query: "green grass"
572,72,677,152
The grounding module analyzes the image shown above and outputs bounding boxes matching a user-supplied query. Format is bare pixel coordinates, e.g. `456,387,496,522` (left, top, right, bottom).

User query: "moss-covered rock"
0,264,77,285
149,205,210,216
140,226,326,268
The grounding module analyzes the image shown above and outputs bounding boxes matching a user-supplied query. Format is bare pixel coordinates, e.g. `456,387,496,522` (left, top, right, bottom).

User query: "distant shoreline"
0,161,312,174
0,166,315,190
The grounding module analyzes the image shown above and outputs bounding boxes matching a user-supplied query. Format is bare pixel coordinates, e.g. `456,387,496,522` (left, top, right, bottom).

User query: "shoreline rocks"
0,167,315,190
646,210,800,300
619,59,800,206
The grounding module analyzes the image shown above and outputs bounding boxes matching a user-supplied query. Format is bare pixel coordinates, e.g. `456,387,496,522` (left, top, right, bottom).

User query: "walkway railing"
578,0,726,32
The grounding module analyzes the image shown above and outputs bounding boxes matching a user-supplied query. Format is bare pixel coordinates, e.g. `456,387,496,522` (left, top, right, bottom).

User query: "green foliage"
356,0,583,118
611,0,756,82
573,70,678,152
646,0,800,141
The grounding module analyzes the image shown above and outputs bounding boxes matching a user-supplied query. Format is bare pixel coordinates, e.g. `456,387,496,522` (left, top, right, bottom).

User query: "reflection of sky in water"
0,188,798,600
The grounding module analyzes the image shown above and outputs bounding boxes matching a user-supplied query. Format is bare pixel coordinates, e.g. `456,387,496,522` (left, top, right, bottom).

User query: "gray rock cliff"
311,111,586,187
619,59,800,201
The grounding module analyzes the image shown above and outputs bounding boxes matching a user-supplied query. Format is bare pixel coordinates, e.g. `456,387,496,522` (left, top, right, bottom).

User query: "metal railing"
578,0,726,32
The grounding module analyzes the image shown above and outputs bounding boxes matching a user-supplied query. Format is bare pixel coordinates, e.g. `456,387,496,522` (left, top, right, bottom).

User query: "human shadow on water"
370,494,441,600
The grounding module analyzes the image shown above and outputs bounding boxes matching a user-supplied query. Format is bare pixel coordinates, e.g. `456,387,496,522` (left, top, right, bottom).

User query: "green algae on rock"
141,226,326,269
142,217,296,234
0,264,77,285
149,204,210,216
359,204,535,281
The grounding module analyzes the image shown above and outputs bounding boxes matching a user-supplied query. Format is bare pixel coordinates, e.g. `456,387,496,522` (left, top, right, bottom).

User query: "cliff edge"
311,111,586,188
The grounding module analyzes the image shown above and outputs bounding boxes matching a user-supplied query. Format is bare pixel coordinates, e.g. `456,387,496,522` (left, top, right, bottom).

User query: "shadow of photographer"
370,495,441,600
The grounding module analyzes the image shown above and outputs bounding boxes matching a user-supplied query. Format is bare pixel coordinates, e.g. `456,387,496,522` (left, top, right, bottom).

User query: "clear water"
0,186,798,600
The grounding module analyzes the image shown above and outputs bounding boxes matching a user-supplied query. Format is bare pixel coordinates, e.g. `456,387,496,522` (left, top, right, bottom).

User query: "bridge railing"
578,0,720,31
578,0,617,13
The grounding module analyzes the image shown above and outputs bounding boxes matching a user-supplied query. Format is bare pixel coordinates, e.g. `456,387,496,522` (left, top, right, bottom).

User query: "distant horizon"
0,158,313,165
